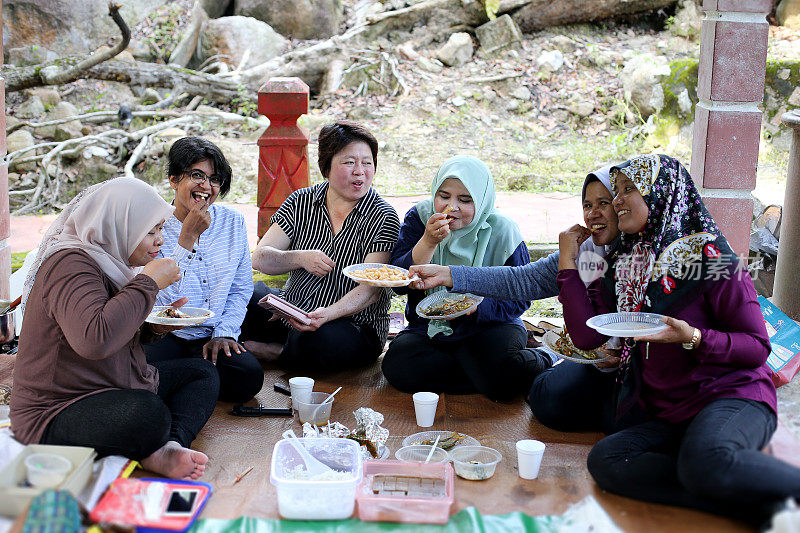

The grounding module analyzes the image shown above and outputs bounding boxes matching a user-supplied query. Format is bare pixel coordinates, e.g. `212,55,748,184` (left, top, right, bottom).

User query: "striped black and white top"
272,182,401,344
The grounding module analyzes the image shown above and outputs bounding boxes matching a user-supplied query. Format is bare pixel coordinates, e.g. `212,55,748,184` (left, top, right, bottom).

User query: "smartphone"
162,488,200,517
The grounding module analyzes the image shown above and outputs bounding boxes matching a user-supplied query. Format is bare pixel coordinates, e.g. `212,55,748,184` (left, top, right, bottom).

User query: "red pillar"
0,0,10,302
691,0,771,257
256,77,310,238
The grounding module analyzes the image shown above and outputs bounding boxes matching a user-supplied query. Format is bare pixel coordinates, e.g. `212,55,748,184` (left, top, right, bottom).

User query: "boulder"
199,16,287,69
7,129,34,154
15,96,45,119
35,101,82,138
27,88,60,108
620,53,672,118
435,33,474,67
669,0,703,40
475,14,522,57
169,3,208,67
777,0,800,29
3,0,169,56
233,0,341,40
536,50,564,73
199,0,231,19
6,45,57,66
550,35,578,54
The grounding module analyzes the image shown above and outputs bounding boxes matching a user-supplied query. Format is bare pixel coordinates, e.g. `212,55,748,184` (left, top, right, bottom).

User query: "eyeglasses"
182,169,223,188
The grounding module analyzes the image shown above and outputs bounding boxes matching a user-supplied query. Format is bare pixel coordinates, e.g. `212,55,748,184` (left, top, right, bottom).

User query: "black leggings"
528,360,644,434
144,334,263,403
240,283,382,374
587,398,800,525
41,358,219,459
381,324,529,402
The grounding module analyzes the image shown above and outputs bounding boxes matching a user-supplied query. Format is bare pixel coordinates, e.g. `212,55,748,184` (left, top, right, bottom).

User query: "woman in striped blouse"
243,122,400,373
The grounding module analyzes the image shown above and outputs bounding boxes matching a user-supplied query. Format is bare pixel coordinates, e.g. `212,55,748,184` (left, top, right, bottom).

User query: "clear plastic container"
394,445,449,464
269,437,362,520
357,459,454,524
24,453,72,488
449,446,502,480
295,392,334,425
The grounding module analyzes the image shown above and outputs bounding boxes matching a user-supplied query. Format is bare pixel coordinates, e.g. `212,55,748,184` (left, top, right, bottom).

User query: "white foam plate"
416,292,483,321
342,263,418,287
542,330,612,365
402,431,480,450
145,306,215,326
585,312,668,337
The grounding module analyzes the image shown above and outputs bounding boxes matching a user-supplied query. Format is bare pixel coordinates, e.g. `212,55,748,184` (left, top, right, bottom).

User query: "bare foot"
141,441,208,480
243,340,283,362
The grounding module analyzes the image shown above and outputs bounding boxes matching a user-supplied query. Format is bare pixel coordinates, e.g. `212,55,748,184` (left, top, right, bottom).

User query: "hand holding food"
558,224,592,271
141,258,181,289
409,264,453,290
302,250,336,277
178,200,211,250
422,211,452,246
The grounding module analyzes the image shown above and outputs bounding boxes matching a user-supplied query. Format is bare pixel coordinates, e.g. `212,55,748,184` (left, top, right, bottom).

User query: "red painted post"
691,0,772,257
256,77,310,239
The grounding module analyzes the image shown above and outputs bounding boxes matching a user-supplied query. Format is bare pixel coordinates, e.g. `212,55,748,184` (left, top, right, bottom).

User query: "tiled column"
0,0,9,302
773,110,800,320
690,0,771,258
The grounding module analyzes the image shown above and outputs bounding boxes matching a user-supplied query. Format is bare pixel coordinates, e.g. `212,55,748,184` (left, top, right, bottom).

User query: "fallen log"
512,0,677,32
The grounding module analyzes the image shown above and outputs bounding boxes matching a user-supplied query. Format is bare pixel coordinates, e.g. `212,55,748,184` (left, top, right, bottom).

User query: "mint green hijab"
415,156,523,336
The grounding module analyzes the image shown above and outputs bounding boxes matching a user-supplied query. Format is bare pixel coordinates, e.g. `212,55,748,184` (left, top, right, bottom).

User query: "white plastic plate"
146,306,215,326
342,263,418,288
402,431,480,450
542,330,612,365
416,292,483,321
585,312,668,337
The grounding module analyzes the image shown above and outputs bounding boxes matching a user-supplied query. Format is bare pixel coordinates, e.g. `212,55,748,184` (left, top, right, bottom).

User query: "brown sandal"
522,318,546,336
537,320,561,332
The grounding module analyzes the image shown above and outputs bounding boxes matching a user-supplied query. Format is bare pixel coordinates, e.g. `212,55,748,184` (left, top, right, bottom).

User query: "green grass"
11,252,29,274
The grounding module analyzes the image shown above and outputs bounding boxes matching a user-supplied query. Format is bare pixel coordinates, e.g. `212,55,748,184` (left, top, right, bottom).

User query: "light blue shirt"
156,204,254,341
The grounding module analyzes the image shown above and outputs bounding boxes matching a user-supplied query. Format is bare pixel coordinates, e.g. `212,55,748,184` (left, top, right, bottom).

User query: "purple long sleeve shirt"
557,268,776,423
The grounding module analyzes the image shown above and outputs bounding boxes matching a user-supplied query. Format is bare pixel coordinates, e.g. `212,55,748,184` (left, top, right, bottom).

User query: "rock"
154,127,188,142
511,86,532,100
778,69,791,80
83,157,118,181
416,56,443,73
233,0,341,40
200,0,229,18
620,53,672,118
537,50,564,72
116,50,136,63
6,45,57,66
7,130,35,154
15,96,45,119
550,35,578,54
568,101,594,118
6,116,21,131
199,16,287,69
513,153,531,165
3,0,170,56
451,95,466,107
169,3,208,67
789,87,800,107
127,39,152,61
53,124,81,142
35,101,82,138
772,129,793,152
777,0,800,29
475,14,522,56
669,0,703,40
435,32,474,67
27,88,60,108
140,88,162,105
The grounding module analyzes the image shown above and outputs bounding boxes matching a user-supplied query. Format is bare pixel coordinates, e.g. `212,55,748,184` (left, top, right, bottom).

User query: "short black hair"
167,137,233,197
317,121,379,179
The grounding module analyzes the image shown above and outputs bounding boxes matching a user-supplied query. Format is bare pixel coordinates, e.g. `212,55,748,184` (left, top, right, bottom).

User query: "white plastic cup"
516,439,546,479
412,392,439,427
289,377,314,408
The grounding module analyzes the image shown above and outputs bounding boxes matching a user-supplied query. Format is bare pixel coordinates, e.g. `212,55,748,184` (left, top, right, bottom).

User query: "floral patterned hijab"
603,154,739,416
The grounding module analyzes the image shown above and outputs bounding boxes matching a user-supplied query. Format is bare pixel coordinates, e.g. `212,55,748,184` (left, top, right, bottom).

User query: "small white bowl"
449,446,502,481
394,444,450,464
25,453,72,488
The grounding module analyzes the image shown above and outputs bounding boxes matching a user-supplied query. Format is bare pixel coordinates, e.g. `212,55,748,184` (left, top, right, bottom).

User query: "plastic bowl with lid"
24,453,72,488
394,445,449,464
448,446,502,480
295,391,334,425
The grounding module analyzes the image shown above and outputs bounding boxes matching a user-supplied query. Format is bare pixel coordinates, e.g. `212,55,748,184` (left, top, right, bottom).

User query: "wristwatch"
682,327,701,350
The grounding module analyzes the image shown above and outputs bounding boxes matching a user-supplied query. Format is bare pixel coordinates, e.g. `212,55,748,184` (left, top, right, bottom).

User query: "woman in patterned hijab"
557,154,798,526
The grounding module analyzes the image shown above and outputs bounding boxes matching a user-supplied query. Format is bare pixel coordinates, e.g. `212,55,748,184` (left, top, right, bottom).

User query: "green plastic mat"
190,507,560,533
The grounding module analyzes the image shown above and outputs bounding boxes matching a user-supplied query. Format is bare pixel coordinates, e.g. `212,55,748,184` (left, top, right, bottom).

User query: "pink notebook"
258,294,312,325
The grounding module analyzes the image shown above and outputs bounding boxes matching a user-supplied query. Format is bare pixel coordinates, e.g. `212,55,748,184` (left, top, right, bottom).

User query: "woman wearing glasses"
144,137,263,403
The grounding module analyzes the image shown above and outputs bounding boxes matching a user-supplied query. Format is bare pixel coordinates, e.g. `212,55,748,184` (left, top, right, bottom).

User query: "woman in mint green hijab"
382,156,540,401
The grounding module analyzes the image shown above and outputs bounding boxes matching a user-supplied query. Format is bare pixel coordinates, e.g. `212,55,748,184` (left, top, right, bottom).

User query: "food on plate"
413,432,467,451
552,330,600,360
352,266,409,282
421,295,478,317
157,307,189,319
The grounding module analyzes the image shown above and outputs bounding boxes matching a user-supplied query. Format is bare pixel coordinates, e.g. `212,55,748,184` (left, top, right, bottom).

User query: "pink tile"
702,196,753,258
697,21,768,102
697,109,761,190
703,0,772,12
0,164,7,241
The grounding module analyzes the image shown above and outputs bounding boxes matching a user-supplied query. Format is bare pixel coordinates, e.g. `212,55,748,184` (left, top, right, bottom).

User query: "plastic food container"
269,437,362,520
394,445,449,464
24,453,72,488
357,459,454,524
295,392,334,425
449,446,502,480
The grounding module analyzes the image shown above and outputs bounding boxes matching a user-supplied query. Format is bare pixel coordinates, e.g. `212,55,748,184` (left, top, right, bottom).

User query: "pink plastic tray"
356,459,454,524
